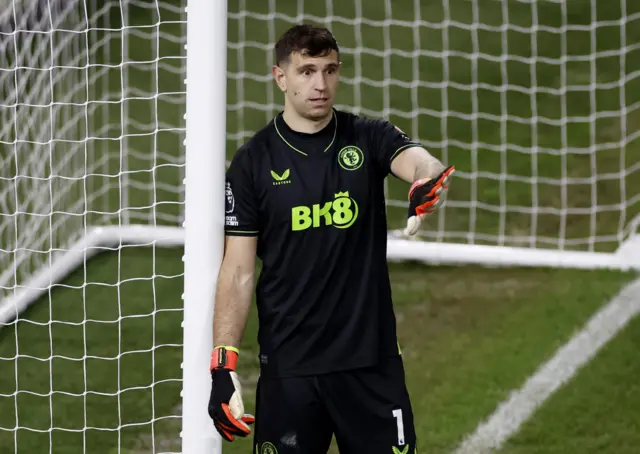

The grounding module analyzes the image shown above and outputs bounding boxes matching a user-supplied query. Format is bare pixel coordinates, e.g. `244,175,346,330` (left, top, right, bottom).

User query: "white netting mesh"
227,0,640,253
0,0,186,452
0,0,185,302
0,0,102,303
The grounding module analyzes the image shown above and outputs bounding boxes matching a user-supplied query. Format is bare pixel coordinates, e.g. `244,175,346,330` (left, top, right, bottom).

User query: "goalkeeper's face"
275,50,341,121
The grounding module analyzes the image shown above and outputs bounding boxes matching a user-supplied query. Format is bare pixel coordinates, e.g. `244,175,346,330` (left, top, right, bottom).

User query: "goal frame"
180,0,227,452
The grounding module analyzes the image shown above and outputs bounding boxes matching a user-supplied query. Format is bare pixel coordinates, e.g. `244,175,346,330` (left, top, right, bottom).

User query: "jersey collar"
273,109,338,156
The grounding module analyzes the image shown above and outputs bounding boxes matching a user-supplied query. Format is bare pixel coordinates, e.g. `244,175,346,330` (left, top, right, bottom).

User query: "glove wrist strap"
210,346,239,371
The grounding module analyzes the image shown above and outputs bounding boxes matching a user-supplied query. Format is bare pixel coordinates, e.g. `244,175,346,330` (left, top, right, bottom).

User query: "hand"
208,346,255,441
405,165,455,236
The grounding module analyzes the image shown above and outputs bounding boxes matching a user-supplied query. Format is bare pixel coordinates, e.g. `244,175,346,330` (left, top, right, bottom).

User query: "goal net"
0,0,186,319
0,0,188,452
226,0,640,270
1,0,640,452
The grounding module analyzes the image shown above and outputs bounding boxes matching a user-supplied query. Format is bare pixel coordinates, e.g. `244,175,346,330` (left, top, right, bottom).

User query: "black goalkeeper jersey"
224,109,421,378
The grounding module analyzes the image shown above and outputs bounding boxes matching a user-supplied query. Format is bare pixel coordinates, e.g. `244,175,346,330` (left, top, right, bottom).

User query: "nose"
314,72,327,91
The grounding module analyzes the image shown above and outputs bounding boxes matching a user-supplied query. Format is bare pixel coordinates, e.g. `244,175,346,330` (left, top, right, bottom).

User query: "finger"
241,414,256,425
433,167,455,190
423,182,441,198
214,421,235,442
440,165,455,180
430,168,454,193
221,404,252,435
416,196,440,216
405,215,422,236
217,419,250,440
218,420,245,435
215,409,252,437
217,418,250,438
217,419,237,431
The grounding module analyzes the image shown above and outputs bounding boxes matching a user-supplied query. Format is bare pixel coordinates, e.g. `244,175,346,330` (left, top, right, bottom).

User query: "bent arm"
390,146,446,184
213,235,258,348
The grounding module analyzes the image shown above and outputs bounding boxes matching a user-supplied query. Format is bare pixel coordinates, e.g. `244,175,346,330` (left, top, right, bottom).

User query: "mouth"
309,97,329,104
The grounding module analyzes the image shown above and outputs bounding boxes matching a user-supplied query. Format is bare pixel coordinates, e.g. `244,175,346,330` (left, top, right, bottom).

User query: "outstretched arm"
368,120,455,235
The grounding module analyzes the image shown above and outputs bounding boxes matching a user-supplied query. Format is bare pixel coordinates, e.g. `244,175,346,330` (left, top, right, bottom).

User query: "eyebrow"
297,62,339,72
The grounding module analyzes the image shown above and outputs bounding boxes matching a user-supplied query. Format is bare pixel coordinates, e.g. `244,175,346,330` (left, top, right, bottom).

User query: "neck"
282,107,332,134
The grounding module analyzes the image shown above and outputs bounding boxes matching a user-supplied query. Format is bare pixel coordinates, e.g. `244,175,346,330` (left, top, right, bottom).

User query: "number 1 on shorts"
392,408,405,445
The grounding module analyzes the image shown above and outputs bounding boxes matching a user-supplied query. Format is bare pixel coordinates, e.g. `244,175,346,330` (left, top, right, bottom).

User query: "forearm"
391,146,446,184
212,264,254,348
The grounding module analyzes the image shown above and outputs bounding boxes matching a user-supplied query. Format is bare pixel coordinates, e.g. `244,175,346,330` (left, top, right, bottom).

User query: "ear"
272,65,287,92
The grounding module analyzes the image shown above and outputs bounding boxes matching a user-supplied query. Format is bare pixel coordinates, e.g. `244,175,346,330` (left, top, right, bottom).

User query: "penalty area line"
453,276,640,454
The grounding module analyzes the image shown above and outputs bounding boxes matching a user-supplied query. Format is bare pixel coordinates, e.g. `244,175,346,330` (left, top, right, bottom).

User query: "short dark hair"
275,24,339,66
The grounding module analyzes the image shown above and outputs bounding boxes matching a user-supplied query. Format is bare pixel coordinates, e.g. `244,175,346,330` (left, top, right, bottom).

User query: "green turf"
0,251,636,453
498,305,640,454
1,0,640,453
0,248,185,454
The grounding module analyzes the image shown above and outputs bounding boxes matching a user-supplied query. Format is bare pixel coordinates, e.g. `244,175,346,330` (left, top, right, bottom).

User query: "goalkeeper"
209,24,454,454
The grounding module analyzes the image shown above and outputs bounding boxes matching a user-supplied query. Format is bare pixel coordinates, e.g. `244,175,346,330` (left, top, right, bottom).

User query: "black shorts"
252,355,417,454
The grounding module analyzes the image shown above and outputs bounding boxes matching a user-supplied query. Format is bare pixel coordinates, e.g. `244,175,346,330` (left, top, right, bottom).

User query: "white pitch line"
453,276,640,454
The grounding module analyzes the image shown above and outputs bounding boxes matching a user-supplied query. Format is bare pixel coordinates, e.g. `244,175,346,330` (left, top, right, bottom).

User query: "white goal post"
1,0,640,453
0,0,222,452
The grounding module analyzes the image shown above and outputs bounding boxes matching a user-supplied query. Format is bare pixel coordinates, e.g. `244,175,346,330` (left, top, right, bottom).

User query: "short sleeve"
224,147,259,236
370,120,422,176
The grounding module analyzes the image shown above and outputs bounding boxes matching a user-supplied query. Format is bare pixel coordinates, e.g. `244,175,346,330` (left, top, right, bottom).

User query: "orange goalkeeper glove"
207,346,255,442
405,165,455,236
